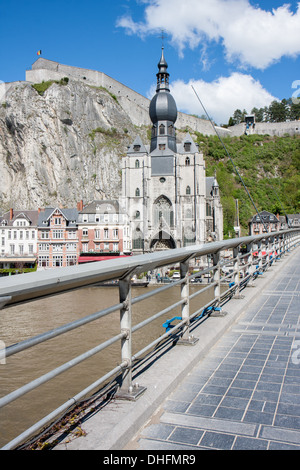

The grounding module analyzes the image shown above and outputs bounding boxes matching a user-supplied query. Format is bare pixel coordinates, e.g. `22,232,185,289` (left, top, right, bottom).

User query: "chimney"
9,208,13,220
77,200,83,211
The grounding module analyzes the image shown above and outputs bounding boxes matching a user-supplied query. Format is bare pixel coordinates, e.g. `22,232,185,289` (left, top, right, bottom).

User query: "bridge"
0,229,299,450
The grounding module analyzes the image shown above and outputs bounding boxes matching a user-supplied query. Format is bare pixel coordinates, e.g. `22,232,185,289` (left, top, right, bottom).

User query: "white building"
121,48,223,253
0,209,39,273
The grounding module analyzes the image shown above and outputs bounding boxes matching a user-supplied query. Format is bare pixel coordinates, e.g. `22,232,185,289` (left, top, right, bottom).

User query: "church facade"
121,48,223,253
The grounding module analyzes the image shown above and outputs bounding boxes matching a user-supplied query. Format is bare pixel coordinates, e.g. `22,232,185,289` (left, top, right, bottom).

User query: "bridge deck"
54,246,300,451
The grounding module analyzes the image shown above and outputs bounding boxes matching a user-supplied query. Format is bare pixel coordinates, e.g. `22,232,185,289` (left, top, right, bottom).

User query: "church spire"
156,47,170,92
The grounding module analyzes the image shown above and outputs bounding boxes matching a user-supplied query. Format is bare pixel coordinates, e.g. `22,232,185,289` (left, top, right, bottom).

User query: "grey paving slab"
130,247,300,451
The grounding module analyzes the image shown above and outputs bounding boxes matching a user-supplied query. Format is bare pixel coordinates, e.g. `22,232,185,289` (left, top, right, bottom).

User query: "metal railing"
0,229,299,450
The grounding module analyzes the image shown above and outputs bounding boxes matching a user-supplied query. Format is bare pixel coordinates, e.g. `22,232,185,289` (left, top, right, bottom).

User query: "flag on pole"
37,50,42,56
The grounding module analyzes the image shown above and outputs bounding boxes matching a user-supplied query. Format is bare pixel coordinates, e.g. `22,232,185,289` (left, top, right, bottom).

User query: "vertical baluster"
116,274,146,400
178,259,198,345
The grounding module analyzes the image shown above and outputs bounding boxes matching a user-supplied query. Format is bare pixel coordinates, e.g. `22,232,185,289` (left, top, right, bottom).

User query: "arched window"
185,157,190,166
186,185,191,195
153,196,174,228
135,159,140,168
135,188,140,197
134,210,140,219
159,124,165,135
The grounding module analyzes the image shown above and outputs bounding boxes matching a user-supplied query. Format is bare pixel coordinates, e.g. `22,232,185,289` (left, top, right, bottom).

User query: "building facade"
37,207,79,268
121,48,223,253
77,200,131,263
0,209,38,274
249,210,281,235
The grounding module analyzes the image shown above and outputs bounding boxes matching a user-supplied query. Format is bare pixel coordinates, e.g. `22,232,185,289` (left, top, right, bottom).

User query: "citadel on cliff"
0,50,299,270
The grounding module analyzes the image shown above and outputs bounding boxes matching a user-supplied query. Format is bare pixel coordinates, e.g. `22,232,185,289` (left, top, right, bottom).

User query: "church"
121,48,223,253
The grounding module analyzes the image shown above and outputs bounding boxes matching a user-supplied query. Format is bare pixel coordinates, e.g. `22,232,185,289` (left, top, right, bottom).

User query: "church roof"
127,136,148,154
177,133,199,154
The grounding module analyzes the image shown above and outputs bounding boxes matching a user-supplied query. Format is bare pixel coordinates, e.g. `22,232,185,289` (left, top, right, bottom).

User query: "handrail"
0,228,299,450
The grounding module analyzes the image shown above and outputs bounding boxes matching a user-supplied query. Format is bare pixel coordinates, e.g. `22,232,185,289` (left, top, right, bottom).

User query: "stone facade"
122,49,223,254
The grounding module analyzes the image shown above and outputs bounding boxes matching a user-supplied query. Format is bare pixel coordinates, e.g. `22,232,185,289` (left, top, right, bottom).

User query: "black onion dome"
149,92,177,124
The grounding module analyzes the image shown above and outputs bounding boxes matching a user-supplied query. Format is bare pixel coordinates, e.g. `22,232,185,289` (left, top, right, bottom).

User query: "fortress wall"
228,120,300,137
26,58,228,135
26,59,299,139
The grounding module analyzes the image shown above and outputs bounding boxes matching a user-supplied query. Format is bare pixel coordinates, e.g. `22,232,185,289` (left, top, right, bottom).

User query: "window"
53,244,63,252
39,243,50,251
19,245,24,255
40,231,49,239
94,229,101,239
184,142,191,152
134,210,140,219
104,228,109,239
53,255,63,267
159,144,166,150
104,243,109,250
10,244,15,254
133,145,141,152
82,243,88,253
135,188,140,197
82,228,88,237
185,157,190,166
159,124,165,135
113,243,119,251
19,231,23,239
29,245,33,254
39,255,49,267
66,243,76,252
113,229,118,239
135,159,140,168
54,217,61,225
66,255,77,266
186,186,191,195
68,230,76,239
52,229,63,239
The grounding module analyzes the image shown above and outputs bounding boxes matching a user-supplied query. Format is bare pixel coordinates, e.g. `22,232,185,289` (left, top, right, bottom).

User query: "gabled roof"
78,200,123,214
37,207,78,227
0,210,39,226
127,136,148,154
177,133,199,154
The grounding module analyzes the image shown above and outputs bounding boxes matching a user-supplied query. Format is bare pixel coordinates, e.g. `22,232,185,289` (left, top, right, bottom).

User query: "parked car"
171,272,180,280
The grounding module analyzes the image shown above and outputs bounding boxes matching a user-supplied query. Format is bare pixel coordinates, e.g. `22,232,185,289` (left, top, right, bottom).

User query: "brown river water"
0,283,215,448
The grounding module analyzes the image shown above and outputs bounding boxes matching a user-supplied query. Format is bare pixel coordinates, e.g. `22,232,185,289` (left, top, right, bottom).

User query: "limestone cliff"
0,79,149,211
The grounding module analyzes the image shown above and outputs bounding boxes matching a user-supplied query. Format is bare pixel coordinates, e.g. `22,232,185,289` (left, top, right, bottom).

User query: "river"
0,283,215,448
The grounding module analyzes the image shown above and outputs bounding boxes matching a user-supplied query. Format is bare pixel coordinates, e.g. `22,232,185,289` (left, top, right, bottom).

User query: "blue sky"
1,0,300,124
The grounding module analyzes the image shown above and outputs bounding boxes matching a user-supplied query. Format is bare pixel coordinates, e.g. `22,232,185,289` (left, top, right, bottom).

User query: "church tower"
121,48,223,253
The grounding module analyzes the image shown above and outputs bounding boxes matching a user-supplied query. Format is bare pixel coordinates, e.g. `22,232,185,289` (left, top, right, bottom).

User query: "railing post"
246,242,255,286
178,259,198,345
116,274,146,400
233,246,244,299
212,251,221,303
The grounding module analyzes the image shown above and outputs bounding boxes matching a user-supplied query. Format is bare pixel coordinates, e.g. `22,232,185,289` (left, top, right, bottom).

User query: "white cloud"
164,73,276,125
117,0,300,69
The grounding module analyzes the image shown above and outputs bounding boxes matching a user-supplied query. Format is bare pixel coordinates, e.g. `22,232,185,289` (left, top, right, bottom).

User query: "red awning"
78,255,130,263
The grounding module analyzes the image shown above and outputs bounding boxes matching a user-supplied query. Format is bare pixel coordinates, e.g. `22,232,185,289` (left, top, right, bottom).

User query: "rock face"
0,79,147,210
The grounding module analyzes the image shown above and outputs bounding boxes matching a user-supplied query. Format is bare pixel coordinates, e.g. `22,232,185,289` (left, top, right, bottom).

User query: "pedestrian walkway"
128,249,300,450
